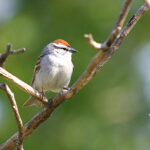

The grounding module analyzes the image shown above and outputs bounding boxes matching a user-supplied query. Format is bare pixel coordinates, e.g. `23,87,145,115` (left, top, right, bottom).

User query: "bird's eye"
62,48,68,51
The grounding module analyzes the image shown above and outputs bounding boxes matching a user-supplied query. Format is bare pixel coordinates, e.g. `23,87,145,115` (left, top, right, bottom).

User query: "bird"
23,39,77,107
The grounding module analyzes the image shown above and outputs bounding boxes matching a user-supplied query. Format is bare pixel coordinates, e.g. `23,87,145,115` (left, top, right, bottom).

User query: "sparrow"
23,39,77,107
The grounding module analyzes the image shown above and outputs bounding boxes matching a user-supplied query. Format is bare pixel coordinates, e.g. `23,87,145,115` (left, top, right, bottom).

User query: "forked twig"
0,83,24,150
105,0,133,47
0,67,48,105
0,43,25,67
85,0,133,50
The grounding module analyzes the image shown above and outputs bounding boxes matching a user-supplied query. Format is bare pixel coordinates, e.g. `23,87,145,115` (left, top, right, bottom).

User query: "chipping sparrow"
23,39,77,107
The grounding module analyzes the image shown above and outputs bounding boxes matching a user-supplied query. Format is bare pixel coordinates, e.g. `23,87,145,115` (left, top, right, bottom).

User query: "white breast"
33,53,73,93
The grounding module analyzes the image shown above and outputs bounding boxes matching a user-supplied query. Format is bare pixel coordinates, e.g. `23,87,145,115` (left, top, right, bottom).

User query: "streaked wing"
31,54,45,85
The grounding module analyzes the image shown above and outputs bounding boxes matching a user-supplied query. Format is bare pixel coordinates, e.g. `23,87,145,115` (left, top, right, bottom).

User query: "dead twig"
85,0,133,50
0,83,24,150
0,43,26,67
105,0,133,47
87,2,150,77
84,34,103,50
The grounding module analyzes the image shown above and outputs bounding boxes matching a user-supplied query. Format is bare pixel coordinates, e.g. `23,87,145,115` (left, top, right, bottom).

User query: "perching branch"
0,43,26,67
0,83,24,150
0,67,48,105
0,1,149,150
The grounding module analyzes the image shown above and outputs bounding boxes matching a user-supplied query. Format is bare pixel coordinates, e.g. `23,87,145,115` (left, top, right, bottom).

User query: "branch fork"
0,43,26,67
0,83,24,150
85,0,133,51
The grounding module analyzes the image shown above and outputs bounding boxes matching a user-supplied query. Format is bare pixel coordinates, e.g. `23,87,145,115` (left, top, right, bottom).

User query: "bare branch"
0,43,26,67
0,83,24,150
91,3,149,78
0,67,48,105
105,0,133,47
0,106,52,150
0,2,149,150
84,34,103,50
81,3,149,90
84,0,133,50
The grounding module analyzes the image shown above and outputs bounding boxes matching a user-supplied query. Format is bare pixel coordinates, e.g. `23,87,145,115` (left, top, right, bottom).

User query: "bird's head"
52,39,77,54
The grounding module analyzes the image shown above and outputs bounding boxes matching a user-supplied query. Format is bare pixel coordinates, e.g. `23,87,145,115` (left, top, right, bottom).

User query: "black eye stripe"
53,44,70,52
62,47,69,51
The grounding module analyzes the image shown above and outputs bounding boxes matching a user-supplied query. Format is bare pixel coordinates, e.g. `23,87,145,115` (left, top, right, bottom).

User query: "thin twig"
0,2,149,150
105,0,133,47
79,2,149,93
0,83,24,150
92,3,149,75
0,67,48,105
84,0,133,50
0,43,26,67
84,34,103,50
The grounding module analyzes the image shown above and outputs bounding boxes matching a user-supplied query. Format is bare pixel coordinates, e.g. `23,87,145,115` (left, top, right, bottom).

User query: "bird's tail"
23,96,42,108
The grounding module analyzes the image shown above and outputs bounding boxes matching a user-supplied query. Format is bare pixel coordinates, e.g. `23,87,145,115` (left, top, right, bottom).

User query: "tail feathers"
23,96,42,108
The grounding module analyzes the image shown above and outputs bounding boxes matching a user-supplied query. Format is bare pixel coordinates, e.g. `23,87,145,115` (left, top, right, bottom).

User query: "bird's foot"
61,87,70,95
41,88,45,99
63,87,70,91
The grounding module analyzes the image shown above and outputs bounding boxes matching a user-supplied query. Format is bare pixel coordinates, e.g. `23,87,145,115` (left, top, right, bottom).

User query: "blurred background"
0,0,150,149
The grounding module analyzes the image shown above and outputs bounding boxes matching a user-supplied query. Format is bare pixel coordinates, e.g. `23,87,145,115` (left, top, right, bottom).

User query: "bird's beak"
70,48,78,53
